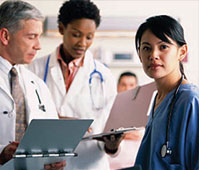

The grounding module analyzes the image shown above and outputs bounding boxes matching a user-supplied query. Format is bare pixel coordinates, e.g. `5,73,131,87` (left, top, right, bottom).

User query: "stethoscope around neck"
89,60,105,110
153,75,184,158
43,55,105,110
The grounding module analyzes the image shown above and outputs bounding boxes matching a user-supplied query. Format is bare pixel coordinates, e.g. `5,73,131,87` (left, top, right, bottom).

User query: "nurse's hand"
44,160,66,170
0,141,19,165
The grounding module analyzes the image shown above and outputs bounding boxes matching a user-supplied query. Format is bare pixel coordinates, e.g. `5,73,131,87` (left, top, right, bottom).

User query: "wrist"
104,144,118,154
0,154,3,165
0,150,7,165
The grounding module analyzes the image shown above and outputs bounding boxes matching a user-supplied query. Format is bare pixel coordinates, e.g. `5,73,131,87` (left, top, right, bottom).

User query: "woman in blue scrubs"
134,15,199,170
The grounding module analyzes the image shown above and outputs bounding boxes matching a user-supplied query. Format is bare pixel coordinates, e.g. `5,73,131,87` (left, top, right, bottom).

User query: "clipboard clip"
13,152,78,158
132,86,140,100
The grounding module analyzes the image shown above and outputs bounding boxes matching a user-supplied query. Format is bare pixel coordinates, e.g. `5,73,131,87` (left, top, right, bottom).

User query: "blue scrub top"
135,84,199,170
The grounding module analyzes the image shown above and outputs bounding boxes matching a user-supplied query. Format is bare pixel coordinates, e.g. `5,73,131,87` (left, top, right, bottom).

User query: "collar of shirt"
57,46,84,68
0,56,24,92
0,55,13,75
56,45,84,91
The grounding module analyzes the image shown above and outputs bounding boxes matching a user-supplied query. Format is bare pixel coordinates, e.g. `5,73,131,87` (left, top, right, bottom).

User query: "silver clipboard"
0,119,93,170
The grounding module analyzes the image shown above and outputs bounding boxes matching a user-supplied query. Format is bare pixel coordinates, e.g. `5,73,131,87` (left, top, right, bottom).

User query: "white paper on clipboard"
82,127,144,140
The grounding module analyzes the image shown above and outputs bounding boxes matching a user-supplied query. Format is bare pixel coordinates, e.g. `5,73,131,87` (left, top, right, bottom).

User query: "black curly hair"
58,0,101,28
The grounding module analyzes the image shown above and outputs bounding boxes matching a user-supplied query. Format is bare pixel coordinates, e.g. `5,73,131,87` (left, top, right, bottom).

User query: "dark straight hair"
135,15,187,79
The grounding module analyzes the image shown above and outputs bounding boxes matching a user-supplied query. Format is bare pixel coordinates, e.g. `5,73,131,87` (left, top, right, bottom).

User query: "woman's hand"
96,133,124,154
44,160,66,170
58,115,92,133
58,115,77,119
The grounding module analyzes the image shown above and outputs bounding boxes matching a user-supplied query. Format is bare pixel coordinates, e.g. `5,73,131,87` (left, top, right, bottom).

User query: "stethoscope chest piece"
161,143,172,158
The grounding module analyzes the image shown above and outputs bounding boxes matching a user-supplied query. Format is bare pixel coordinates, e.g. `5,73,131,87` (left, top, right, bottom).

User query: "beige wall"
1,0,198,85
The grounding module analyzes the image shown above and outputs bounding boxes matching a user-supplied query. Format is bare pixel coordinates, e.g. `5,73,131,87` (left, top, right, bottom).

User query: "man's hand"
44,160,66,170
0,141,19,165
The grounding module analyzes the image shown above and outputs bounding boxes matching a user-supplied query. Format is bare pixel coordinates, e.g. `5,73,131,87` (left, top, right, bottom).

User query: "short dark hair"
135,15,187,78
58,0,101,28
118,71,137,84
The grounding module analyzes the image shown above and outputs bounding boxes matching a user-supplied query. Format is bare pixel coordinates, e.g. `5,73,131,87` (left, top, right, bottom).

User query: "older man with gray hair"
0,1,66,169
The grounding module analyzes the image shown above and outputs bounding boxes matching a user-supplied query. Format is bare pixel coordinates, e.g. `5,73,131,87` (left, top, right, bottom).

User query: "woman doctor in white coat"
28,0,118,169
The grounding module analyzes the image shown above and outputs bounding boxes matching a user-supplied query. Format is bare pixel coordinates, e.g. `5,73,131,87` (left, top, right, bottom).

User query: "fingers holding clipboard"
82,127,144,141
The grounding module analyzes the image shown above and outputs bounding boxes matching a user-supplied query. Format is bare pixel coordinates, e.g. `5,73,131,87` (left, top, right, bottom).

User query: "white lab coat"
28,48,117,170
0,64,58,154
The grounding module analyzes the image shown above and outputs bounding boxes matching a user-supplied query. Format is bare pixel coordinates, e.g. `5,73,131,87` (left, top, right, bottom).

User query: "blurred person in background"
117,71,138,93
